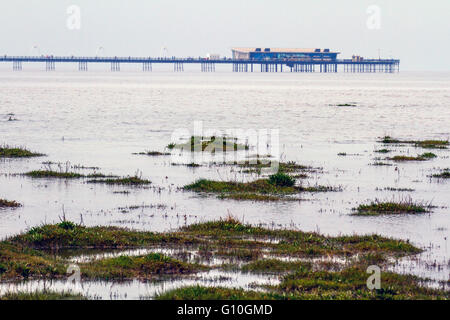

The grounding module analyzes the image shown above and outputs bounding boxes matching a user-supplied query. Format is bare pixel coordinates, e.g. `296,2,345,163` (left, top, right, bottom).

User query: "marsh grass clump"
388,152,437,162
80,253,204,280
155,285,284,300
238,160,315,175
0,145,44,158
379,136,449,149
276,266,448,300
156,264,449,300
268,172,295,187
0,199,21,208
24,170,117,179
0,242,67,280
415,140,449,149
87,175,151,186
184,177,338,201
371,162,393,166
1,216,424,285
431,169,450,179
10,223,169,249
167,136,249,153
352,199,432,216
171,162,201,168
25,170,85,179
0,290,86,300
133,151,171,156
218,193,287,201
375,149,391,154
335,103,357,107
183,178,297,194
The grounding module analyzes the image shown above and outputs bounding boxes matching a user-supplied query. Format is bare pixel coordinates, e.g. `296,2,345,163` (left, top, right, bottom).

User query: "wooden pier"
0,56,400,73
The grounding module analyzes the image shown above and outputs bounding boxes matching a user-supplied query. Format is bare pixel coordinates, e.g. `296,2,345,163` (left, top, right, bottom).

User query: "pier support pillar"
46,61,55,71
78,62,88,71
143,62,152,72
201,62,215,72
174,62,184,72
13,61,22,71
111,62,120,71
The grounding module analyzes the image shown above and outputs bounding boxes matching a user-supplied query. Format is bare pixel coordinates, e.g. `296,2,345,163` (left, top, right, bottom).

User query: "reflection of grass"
167,136,249,152
242,259,312,273
0,145,44,158
380,136,449,149
0,199,21,208
352,199,431,216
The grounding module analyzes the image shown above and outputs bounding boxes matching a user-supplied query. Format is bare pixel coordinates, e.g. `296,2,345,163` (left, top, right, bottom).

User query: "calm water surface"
0,70,449,295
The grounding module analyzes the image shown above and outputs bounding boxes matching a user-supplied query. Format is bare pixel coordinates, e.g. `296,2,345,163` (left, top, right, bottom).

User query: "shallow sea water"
0,69,449,298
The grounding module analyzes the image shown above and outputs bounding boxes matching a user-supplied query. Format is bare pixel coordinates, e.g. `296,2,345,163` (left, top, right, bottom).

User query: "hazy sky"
0,0,449,71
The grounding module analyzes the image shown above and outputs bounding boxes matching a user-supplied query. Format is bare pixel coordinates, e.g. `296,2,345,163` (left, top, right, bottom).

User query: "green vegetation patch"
388,152,437,162
184,174,337,201
380,136,449,149
276,266,448,300
133,151,171,156
24,170,117,179
375,149,391,154
0,145,44,158
157,265,449,299
0,199,21,208
156,285,285,300
353,200,431,216
0,242,67,280
180,216,420,257
0,215,427,289
431,169,450,179
1,216,445,299
87,176,152,185
237,160,315,175
335,103,357,107
80,253,205,280
9,222,193,249
0,290,86,300
167,136,249,152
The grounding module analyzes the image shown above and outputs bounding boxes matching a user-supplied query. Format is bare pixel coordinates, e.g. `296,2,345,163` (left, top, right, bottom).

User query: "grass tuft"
167,136,249,153
388,153,437,162
0,199,21,208
380,136,449,149
0,290,86,300
133,151,171,156
353,199,431,216
0,145,44,158
24,170,117,179
87,176,151,185
431,169,450,179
